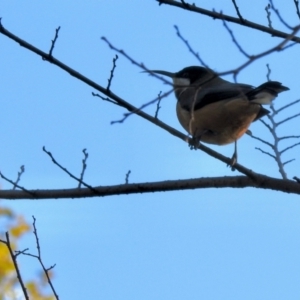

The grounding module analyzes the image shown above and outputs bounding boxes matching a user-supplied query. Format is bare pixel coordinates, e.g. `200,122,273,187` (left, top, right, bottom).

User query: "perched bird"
149,66,289,165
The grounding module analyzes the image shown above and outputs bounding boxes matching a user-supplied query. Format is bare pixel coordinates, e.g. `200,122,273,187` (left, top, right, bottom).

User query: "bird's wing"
178,82,253,112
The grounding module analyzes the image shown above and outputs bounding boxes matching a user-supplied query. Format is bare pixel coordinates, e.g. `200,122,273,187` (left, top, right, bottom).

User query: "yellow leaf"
10,216,31,238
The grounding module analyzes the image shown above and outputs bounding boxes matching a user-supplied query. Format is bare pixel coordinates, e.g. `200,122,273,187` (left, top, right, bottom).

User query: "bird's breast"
176,98,261,145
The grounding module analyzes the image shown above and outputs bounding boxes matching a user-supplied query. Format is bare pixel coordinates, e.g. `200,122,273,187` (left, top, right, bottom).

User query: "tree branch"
156,0,300,43
0,175,299,199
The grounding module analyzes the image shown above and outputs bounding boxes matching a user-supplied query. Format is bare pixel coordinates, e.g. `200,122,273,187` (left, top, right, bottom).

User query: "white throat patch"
173,77,190,86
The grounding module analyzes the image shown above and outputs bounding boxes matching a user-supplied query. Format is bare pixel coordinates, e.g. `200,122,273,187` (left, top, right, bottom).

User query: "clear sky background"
1,1,300,299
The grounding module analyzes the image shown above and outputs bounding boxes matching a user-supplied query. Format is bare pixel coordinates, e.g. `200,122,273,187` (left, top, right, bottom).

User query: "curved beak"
147,70,175,78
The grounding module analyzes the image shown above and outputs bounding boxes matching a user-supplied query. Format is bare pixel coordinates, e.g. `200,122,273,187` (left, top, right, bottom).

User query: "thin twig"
232,0,245,22
125,170,131,184
155,91,162,119
277,112,300,126
255,147,276,159
42,146,99,195
17,217,60,299
92,92,126,107
0,171,35,197
110,89,173,124
266,63,271,81
13,165,25,190
222,20,250,58
265,4,273,28
174,25,210,67
283,158,295,166
78,149,88,189
275,98,300,114
294,0,300,19
280,141,300,154
48,26,60,57
293,176,300,183
269,0,294,30
107,54,118,91
0,233,30,300
248,133,274,148
278,135,300,141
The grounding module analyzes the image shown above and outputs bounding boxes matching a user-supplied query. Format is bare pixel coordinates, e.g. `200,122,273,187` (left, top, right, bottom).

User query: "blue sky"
1,1,300,299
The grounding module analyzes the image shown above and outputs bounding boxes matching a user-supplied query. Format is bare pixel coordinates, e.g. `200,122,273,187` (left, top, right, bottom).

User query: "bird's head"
149,66,215,86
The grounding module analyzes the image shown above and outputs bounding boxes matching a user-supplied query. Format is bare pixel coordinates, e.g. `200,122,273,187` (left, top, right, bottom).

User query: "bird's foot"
227,141,237,171
189,136,200,150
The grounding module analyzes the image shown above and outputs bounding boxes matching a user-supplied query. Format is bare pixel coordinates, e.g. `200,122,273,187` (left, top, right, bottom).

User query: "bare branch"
32,216,59,299
48,26,61,57
255,147,276,159
260,118,273,133
16,217,60,299
275,98,300,114
293,176,300,183
280,141,300,154
265,4,273,28
283,158,296,166
222,20,250,58
0,233,30,300
0,171,35,197
155,91,162,119
156,0,300,43
0,174,300,198
125,170,131,184
42,146,99,195
248,134,274,148
107,54,118,91
269,0,294,30
266,63,271,81
232,0,245,22
78,149,88,189
174,25,210,67
294,0,300,19
92,92,127,108
277,112,300,126
278,135,300,141
13,165,25,190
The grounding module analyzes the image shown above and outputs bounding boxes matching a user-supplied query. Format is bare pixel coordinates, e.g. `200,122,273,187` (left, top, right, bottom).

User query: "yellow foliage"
27,281,56,300
10,216,31,238
0,204,55,300
0,243,15,276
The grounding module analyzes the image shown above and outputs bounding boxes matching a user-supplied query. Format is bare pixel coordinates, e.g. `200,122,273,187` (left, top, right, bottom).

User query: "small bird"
149,66,289,165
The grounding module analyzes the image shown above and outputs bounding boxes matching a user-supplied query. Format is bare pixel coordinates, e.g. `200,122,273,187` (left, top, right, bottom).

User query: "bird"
149,66,289,166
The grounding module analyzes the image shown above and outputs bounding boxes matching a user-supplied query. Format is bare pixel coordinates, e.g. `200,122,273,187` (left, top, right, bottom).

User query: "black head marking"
175,66,214,84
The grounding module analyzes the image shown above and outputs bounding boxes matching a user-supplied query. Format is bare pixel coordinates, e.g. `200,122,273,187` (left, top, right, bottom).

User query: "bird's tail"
247,81,289,104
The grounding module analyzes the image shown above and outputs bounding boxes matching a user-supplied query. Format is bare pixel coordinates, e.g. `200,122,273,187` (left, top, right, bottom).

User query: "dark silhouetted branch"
48,26,61,57
265,4,273,28
13,165,25,190
174,25,210,67
0,174,300,199
125,170,131,184
232,0,245,22
0,171,35,197
78,149,88,188
43,146,99,195
156,0,300,43
155,91,162,119
294,0,300,19
107,54,118,91
0,233,30,300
